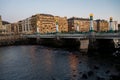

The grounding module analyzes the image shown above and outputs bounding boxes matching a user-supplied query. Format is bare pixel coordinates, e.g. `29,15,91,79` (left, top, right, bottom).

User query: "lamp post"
89,14,94,32
109,17,113,32
76,22,79,32
56,20,59,33
37,27,39,33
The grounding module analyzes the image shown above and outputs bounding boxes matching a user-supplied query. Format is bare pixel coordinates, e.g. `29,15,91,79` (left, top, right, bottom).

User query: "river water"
0,45,119,80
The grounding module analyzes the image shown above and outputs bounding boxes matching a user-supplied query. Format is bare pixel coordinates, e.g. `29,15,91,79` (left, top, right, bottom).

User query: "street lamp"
76,22,79,32
55,20,59,33
109,17,113,32
89,13,94,32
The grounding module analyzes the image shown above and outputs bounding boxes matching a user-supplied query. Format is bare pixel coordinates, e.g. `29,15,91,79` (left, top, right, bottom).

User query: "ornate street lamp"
89,13,94,32
55,20,59,33
76,22,79,32
109,17,113,32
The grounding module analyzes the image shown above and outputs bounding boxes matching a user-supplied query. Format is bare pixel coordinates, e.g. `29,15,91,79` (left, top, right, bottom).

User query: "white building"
0,16,2,28
112,21,119,48
0,16,4,34
18,17,32,34
2,24,11,34
113,21,118,31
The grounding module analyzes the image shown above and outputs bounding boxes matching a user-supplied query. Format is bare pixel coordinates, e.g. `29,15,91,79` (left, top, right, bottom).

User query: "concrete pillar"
109,17,113,32
88,38,97,55
80,39,89,53
89,14,94,32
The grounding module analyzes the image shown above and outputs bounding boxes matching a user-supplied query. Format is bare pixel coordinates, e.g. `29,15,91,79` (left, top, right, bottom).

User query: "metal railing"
22,32,120,39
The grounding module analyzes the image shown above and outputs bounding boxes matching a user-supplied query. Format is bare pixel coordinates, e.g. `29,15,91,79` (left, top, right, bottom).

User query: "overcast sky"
0,0,120,23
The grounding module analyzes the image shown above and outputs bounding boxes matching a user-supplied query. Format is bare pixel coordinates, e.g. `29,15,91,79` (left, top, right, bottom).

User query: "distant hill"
2,21,10,25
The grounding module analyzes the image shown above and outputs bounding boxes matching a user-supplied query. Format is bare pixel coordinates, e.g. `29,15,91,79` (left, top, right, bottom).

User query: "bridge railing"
21,32,120,39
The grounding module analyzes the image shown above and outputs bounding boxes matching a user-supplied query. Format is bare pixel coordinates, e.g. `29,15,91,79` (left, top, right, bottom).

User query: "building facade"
68,17,97,32
1,13,68,34
11,23,19,34
0,16,2,29
118,24,120,32
96,19,109,32
31,14,55,34
18,21,23,33
54,16,68,32
0,16,3,34
31,14,68,34
17,17,32,34
112,21,118,31
2,24,11,34
22,17,32,34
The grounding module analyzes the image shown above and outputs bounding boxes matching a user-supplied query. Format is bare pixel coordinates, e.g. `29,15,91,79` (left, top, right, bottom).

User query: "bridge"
0,32,120,54
22,32,120,39
21,32,120,54
21,14,120,40
0,14,120,52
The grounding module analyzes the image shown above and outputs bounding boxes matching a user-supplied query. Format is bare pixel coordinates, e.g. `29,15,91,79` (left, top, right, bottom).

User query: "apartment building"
54,16,68,32
31,14,69,34
112,21,118,31
11,23,19,34
0,16,3,34
2,24,11,34
31,14,56,34
18,21,22,33
17,17,32,34
68,17,97,32
96,19,109,32
0,16,2,29
118,24,120,31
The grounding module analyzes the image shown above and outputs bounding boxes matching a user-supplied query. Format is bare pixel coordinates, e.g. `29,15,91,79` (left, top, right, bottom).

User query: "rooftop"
32,13,54,17
68,17,89,21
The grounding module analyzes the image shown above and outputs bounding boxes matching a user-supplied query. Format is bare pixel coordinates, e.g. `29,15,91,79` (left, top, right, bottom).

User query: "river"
0,45,119,80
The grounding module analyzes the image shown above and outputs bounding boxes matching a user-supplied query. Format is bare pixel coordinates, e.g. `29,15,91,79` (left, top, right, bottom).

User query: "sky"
0,0,120,23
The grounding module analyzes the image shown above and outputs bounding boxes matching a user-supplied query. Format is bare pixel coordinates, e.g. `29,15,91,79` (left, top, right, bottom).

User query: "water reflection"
0,46,119,80
68,53,79,80
43,48,53,73
30,46,37,64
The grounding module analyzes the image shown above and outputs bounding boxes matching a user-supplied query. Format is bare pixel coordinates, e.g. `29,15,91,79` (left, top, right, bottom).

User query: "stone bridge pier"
88,39,115,56
79,39,89,52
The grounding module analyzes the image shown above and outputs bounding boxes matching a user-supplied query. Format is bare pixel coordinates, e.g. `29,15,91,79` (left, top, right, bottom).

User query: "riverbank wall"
0,37,117,54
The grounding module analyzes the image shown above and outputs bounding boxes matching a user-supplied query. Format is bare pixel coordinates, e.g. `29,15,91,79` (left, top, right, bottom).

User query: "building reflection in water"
29,46,54,77
68,53,79,80
43,48,53,73
30,46,36,64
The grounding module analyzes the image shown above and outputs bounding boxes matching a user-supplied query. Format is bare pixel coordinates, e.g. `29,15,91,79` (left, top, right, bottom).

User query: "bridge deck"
23,32,120,39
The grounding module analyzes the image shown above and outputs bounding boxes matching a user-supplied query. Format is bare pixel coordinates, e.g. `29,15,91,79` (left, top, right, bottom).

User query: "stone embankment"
0,35,25,46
